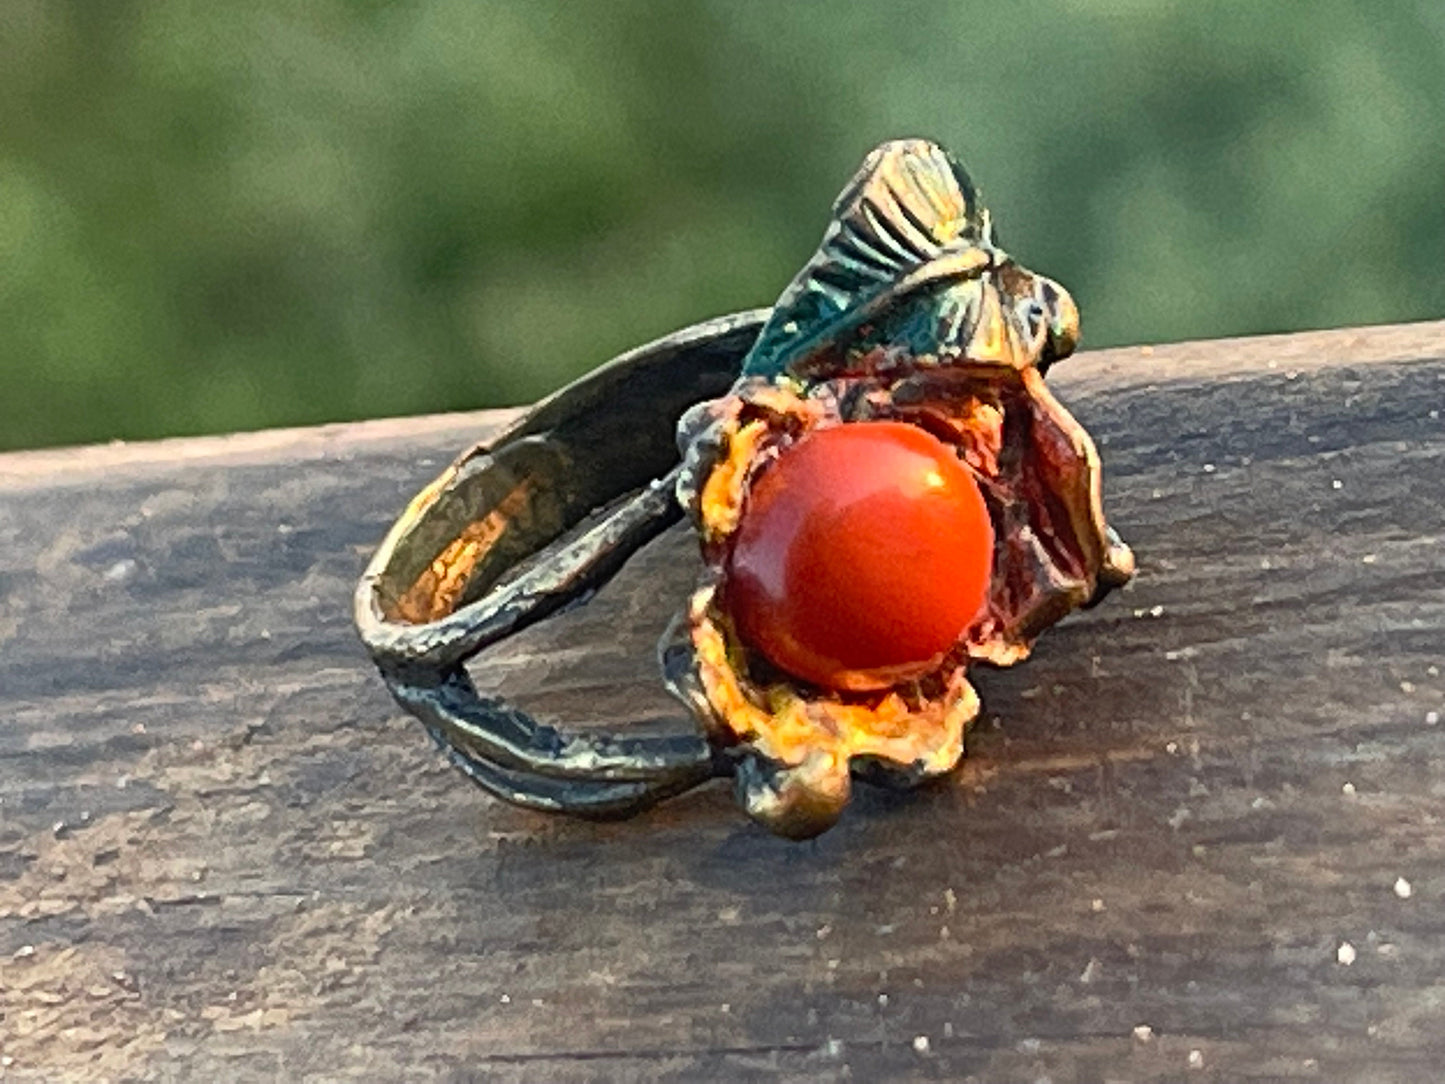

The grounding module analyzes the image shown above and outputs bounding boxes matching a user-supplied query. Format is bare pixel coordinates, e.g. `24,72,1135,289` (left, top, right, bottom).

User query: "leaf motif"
742,139,997,379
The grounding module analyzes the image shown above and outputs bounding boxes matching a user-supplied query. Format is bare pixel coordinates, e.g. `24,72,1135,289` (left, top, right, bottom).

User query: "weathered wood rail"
2,321,1443,1082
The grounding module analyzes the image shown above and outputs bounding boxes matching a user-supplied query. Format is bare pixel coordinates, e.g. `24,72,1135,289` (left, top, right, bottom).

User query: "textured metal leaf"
742,139,997,379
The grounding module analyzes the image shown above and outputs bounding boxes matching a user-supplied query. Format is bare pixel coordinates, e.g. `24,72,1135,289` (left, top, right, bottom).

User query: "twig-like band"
354,311,768,816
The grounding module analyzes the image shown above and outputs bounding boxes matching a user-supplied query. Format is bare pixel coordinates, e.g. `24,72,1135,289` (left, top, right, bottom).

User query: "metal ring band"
354,311,768,816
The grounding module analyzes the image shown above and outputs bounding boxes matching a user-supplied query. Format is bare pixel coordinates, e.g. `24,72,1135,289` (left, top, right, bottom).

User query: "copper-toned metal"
355,139,1134,838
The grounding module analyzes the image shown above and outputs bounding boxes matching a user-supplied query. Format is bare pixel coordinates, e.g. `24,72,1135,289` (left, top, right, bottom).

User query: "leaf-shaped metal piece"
742,139,998,380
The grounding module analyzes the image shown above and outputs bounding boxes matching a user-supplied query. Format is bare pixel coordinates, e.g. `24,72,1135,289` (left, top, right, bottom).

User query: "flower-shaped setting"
663,140,1134,838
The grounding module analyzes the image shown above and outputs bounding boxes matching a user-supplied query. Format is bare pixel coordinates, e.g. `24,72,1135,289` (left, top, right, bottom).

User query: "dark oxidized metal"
355,139,1134,838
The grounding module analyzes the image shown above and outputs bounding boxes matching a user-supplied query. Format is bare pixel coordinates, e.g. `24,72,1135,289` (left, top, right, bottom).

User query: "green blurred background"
2,2,1443,452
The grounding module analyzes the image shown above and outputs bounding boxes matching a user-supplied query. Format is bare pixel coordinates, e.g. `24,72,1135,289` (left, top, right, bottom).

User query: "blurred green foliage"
2,1,1443,451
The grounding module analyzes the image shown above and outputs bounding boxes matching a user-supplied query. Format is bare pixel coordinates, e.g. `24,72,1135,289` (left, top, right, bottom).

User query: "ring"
354,139,1135,838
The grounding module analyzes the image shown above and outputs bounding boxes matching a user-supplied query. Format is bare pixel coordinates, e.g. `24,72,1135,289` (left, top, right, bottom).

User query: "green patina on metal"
740,140,1076,386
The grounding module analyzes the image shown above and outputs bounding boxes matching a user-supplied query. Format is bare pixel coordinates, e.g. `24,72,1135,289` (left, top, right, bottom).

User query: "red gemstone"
725,420,994,691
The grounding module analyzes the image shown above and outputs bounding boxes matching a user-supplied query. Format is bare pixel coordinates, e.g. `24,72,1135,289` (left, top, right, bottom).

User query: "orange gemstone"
725,421,994,691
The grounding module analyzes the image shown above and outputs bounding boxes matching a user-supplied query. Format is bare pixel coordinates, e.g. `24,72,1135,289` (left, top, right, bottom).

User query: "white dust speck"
1079,958,1102,984
717,907,739,924
13,945,35,959
1331,479,1343,490
1202,463,1216,473
499,993,510,1004
944,887,957,914
1150,604,1165,617
1342,782,1356,796
943,1022,955,1038
1132,1024,1154,1043
1426,712,1439,726
825,1038,844,1058
1166,741,1179,754
1394,877,1413,900
1428,665,1440,677
816,924,832,940
104,558,138,583
1401,681,1416,693
1092,898,1105,912
1189,1049,1204,1069
1337,941,1357,965
878,993,889,1007
912,1035,931,1054
1362,554,1378,564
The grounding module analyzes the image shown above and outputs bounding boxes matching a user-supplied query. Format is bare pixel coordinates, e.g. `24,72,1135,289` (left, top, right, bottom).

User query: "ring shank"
354,311,767,815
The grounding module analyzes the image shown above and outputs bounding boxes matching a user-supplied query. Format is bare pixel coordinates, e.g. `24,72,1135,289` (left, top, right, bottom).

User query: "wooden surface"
2,320,1443,1083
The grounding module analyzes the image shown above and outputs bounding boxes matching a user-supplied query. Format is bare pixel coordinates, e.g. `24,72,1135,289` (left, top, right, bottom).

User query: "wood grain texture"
1,320,1443,1083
